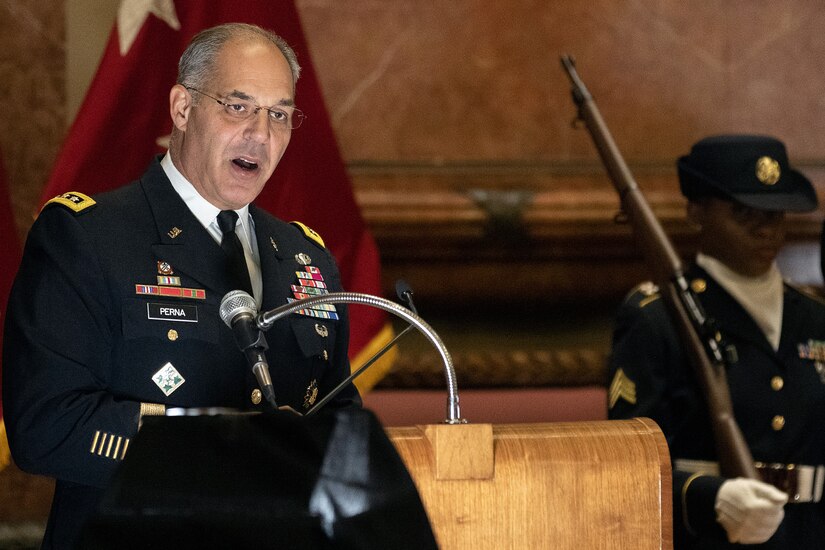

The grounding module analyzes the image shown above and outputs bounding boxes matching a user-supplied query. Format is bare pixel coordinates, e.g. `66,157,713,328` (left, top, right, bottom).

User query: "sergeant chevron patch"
608,368,637,409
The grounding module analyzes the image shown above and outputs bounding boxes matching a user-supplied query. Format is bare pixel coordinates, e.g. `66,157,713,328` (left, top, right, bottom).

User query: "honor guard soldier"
3,24,360,548
608,135,825,548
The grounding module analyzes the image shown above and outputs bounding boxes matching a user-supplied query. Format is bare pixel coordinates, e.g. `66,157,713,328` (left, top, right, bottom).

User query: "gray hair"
177,23,301,91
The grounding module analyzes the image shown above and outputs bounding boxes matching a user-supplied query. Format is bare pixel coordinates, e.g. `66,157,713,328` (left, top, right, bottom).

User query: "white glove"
715,477,788,544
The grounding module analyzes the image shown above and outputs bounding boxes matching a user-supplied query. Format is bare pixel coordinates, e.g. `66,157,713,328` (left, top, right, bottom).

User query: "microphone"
395,279,418,315
219,290,278,409
254,288,463,423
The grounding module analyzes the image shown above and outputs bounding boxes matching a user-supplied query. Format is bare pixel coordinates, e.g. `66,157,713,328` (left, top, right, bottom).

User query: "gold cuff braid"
139,402,166,429
681,472,705,536
140,402,166,416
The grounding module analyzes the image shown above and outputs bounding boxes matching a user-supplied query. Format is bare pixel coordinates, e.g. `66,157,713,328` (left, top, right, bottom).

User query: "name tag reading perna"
147,303,198,323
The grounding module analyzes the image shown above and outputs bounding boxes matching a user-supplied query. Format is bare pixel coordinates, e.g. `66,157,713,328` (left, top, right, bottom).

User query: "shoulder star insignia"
290,221,325,248
43,192,97,214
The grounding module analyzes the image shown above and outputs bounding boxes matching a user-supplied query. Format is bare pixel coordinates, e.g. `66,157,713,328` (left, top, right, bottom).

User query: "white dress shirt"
160,153,263,304
696,253,784,351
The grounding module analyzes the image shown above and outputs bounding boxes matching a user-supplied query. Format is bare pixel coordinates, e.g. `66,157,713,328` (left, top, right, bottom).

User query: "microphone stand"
257,292,464,424
304,279,421,417
304,325,414,417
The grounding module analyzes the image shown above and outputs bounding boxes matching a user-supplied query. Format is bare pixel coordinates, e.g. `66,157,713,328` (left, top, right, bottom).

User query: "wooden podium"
386,418,672,549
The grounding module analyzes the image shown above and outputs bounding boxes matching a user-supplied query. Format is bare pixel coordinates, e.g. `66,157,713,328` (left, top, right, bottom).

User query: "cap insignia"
755,156,780,186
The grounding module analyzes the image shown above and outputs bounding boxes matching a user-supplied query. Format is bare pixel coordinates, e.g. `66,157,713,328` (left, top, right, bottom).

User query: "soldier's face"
171,38,295,210
689,197,786,276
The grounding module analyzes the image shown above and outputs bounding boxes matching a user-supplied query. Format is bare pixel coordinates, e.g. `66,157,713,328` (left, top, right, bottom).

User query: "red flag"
0,151,22,470
40,1,394,391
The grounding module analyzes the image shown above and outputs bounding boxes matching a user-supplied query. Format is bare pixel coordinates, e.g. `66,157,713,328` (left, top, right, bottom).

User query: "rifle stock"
560,55,757,480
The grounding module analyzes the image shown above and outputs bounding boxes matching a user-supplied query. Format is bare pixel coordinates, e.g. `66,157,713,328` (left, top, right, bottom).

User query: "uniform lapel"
139,160,229,296
776,286,805,359
250,205,287,311
692,266,777,357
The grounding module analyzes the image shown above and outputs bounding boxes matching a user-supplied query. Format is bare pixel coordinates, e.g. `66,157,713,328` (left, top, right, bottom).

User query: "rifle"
560,55,757,480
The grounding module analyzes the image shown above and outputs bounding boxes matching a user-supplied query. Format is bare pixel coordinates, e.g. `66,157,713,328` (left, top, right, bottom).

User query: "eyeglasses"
185,86,305,130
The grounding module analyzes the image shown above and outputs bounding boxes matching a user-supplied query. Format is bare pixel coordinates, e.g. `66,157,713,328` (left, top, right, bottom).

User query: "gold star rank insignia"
44,192,96,214
608,368,637,409
291,221,325,248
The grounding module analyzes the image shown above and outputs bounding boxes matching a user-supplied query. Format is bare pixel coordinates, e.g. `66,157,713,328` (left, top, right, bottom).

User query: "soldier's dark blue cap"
677,134,817,212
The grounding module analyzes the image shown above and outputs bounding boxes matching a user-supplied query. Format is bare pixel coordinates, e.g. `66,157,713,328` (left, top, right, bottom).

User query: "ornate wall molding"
353,161,825,305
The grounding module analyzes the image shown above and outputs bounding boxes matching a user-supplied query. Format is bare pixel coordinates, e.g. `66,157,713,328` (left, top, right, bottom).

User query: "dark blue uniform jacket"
608,266,825,549
3,158,360,548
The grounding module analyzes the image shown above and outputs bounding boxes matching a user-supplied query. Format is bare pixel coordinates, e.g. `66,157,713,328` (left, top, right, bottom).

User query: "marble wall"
0,1,64,244
2,2,824,303
298,1,825,160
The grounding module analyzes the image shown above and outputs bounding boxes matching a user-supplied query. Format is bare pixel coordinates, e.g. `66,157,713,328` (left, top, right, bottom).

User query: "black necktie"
217,210,252,294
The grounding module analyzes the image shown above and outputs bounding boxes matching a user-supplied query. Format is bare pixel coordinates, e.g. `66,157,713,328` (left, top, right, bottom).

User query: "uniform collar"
161,152,252,245
695,254,784,351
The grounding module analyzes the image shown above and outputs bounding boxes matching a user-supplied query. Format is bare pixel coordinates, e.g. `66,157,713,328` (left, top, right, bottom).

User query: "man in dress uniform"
3,23,360,548
608,135,825,548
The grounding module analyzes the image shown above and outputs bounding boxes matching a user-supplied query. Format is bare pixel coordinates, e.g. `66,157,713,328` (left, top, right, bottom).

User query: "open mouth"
232,157,259,171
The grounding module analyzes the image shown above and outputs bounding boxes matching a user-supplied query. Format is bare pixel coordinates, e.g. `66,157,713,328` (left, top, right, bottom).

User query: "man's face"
170,38,296,210
688,197,786,276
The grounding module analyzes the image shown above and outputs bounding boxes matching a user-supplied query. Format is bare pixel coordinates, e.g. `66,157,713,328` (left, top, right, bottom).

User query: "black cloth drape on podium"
80,408,437,549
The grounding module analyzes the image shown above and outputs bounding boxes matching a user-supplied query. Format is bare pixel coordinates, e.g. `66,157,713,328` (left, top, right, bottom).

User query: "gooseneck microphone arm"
302,280,421,417
257,292,463,424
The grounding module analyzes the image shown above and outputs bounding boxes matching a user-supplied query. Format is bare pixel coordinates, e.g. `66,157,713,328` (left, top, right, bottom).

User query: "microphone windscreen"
219,290,257,327
395,279,413,301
